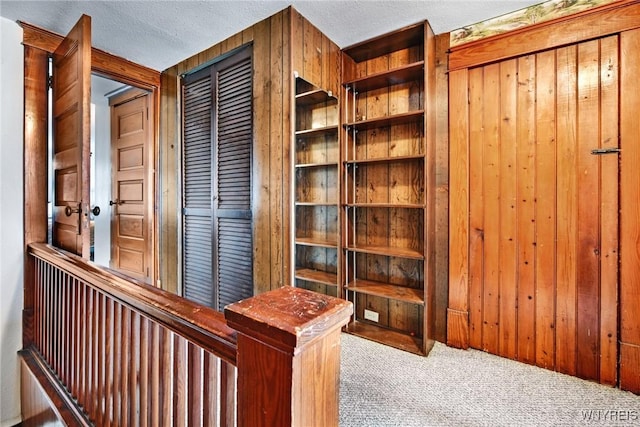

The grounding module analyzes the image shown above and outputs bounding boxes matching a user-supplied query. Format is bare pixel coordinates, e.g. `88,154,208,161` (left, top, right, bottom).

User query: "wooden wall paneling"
23,46,50,347
467,67,484,350
534,49,557,371
271,8,292,290
159,67,179,293
291,8,304,77
448,0,640,71
598,34,619,387
433,32,449,343
554,44,578,377
198,43,222,67
446,68,470,349
480,63,500,355
303,18,322,90
498,59,517,360
423,23,437,343
620,28,640,394
252,17,273,292
161,9,302,295
575,39,601,380
515,55,536,364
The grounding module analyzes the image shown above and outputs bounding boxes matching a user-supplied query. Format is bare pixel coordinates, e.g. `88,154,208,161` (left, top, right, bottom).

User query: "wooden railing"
22,243,352,426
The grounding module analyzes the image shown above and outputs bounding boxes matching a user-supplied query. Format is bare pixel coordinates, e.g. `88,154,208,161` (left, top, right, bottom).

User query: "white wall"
0,16,24,427
92,101,112,267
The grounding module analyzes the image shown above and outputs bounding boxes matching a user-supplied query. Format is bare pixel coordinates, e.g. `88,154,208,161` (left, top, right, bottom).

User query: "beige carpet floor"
339,333,640,426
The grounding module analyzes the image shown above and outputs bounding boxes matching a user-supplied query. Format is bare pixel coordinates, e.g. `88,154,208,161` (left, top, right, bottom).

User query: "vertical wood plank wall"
620,27,640,393
159,7,341,295
433,33,450,343
291,8,341,100
451,37,620,383
448,1,640,391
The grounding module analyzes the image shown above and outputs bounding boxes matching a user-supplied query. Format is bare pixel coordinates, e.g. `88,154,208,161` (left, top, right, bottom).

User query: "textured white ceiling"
0,0,541,71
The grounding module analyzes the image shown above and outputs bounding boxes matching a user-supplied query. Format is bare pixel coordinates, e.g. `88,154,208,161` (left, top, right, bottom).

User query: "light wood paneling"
291,8,341,99
446,68,469,349
620,28,640,394
449,33,629,386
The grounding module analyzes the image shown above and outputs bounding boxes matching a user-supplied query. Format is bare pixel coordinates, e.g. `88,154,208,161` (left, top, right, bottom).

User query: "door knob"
64,205,81,216
109,199,124,206
91,206,101,216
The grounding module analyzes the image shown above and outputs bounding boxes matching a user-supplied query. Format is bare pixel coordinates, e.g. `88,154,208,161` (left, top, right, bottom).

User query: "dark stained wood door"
51,15,92,258
109,89,153,282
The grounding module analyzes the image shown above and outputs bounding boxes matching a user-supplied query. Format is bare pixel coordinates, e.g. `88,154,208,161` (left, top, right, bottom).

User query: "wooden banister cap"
224,286,352,353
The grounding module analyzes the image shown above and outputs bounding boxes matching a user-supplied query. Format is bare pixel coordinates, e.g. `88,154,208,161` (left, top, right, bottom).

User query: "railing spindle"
96,292,105,427
160,328,172,425
187,342,203,427
120,307,130,425
139,316,149,427
104,297,114,427
173,335,187,427
202,351,218,427
24,243,351,427
129,311,140,427
149,322,159,426
113,302,122,426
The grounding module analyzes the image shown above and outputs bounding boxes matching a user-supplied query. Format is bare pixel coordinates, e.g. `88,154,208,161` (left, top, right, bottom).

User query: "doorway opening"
47,71,154,283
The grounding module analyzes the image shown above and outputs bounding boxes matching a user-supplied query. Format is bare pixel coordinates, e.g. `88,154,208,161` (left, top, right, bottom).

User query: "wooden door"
109,89,154,282
450,35,620,384
51,15,92,258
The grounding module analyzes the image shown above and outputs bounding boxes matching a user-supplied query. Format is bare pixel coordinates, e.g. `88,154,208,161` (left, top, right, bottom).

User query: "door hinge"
590,147,621,155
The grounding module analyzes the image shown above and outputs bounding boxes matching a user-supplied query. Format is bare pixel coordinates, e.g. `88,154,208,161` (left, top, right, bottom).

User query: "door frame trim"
21,20,161,286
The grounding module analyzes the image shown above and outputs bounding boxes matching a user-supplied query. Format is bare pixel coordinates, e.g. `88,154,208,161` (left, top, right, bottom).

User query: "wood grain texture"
159,67,179,293
449,21,631,385
20,21,160,89
575,39,600,380
515,55,536,364
598,35,618,387
160,9,299,295
555,44,578,376
23,46,50,347
25,246,339,425
534,49,557,370
446,69,469,348
227,287,351,427
433,33,450,343
467,67,484,350
498,59,517,360
449,0,640,70
620,28,640,394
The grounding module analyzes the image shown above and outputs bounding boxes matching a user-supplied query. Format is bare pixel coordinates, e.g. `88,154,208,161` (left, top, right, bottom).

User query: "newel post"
225,286,352,427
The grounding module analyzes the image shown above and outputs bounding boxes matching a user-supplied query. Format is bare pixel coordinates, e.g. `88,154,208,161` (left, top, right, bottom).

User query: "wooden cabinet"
340,22,435,355
292,76,340,297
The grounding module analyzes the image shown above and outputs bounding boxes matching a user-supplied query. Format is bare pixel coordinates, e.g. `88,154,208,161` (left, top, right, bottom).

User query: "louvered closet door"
212,49,253,310
182,46,253,310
